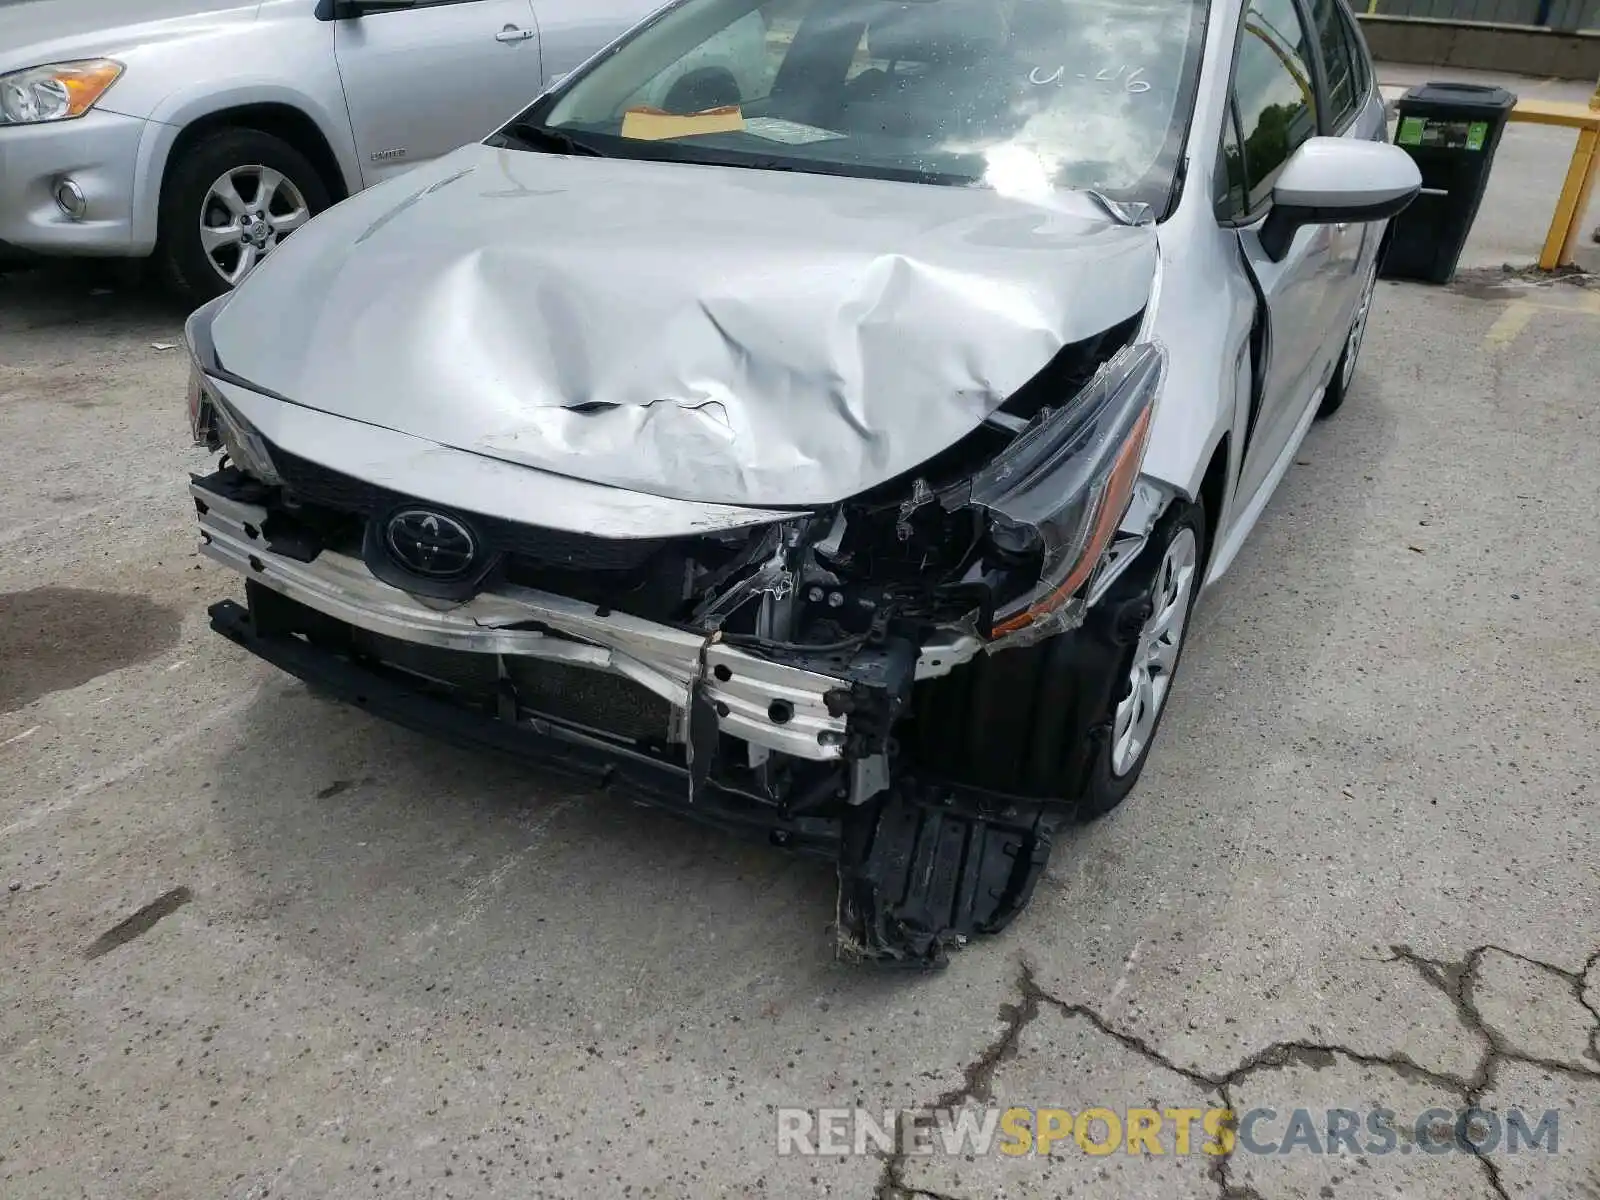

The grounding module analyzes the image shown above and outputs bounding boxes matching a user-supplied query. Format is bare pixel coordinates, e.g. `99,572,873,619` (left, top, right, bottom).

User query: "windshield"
504,0,1207,209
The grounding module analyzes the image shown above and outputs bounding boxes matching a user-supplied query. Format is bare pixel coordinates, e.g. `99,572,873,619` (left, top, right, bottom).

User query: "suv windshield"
504,0,1207,208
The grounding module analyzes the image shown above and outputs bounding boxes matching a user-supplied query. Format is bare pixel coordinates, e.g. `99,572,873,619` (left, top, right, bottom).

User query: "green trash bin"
1380,82,1517,284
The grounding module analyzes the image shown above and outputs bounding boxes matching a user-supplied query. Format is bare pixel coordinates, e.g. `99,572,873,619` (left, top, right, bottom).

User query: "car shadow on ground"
201,676,941,1026
0,260,192,339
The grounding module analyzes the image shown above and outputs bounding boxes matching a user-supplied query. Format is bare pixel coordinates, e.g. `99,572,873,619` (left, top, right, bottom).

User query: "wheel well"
1196,435,1230,568
163,104,351,205
1376,220,1396,275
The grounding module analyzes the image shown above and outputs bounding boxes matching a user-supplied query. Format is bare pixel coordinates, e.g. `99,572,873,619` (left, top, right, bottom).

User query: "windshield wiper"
668,153,801,173
496,122,605,158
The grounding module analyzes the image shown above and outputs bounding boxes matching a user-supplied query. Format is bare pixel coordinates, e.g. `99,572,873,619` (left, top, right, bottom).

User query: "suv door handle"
496,26,535,42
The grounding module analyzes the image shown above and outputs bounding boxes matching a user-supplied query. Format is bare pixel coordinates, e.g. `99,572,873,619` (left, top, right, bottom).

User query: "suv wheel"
156,128,330,303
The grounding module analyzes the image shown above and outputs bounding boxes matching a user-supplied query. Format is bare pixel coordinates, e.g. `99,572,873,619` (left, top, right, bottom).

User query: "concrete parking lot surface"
2,87,1598,1199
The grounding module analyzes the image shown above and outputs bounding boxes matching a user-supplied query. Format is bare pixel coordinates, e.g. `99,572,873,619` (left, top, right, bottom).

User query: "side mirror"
1259,137,1421,262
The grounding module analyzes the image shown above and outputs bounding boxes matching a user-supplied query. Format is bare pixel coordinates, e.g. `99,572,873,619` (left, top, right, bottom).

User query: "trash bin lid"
1398,81,1518,115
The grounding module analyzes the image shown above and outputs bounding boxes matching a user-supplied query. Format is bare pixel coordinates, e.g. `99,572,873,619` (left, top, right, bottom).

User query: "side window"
1233,0,1318,212
1310,0,1358,128
1340,6,1372,107
1215,102,1248,220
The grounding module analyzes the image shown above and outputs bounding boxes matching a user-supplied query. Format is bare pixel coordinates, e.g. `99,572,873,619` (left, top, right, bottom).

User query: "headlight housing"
186,294,281,486
187,360,219,449
0,60,124,125
968,341,1163,644
188,361,282,486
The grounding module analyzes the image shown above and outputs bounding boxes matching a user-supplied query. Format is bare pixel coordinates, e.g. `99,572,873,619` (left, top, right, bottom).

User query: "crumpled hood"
212,143,1158,508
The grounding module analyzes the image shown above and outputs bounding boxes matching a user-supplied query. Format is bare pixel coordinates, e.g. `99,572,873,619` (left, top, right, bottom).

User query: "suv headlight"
0,60,123,125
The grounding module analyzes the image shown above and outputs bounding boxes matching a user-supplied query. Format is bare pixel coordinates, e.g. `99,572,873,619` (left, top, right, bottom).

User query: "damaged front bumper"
193,473,1001,773
196,471,1060,964
197,476,855,764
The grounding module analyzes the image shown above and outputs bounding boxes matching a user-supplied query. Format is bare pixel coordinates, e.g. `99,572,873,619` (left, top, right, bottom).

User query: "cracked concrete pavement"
890,948,1600,1200
3,194,1599,1196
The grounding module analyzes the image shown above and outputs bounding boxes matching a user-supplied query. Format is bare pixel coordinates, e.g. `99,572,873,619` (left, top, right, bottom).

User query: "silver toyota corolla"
0,0,734,298
185,0,1420,965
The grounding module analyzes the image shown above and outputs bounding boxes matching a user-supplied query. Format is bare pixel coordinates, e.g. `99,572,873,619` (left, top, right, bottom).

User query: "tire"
155,128,330,304
1317,260,1378,419
905,499,1207,821
1073,501,1207,820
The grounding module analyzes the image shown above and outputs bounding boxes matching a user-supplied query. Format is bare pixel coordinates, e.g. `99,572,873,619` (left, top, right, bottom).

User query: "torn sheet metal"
1085,475,1181,605
1083,191,1155,227
207,144,1158,510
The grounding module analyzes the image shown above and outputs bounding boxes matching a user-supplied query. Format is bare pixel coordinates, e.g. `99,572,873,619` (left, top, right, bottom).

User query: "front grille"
489,524,664,571
346,627,671,744
251,582,673,746
503,658,672,744
267,441,667,571
272,443,391,513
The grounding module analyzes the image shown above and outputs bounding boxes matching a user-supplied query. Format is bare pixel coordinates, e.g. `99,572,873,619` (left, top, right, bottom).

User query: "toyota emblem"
384,509,478,578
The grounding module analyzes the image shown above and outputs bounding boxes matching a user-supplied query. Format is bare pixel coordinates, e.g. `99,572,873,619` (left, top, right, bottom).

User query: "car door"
1222,0,1333,506
1310,0,1387,335
525,0,659,89
333,0,543,187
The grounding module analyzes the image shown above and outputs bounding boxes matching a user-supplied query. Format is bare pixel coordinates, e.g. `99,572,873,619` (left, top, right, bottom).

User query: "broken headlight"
185,292,281,487
186,359,218,449
187,360,281,486
968,341,1163,642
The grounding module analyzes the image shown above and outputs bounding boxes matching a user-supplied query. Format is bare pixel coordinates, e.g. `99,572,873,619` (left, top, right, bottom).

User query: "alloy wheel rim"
199,165,310,286
1111,526,1198,777
1341,266,1378,392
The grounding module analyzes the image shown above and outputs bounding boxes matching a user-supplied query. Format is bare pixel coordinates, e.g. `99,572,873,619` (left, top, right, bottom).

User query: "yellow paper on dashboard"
620,105,745,141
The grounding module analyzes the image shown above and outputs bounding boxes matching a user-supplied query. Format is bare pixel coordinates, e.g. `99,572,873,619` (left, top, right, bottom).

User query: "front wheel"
1074,500,1206,820
1318,261,1378,419
155,128,329,303
903,499,1207,821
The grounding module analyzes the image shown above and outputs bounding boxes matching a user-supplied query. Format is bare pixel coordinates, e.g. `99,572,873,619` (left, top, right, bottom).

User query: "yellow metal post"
1505,99,1600,269
1591,73,1599,245
1539,127,1599,269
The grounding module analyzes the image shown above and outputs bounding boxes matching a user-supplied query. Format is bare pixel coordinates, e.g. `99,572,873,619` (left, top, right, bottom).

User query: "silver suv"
0,0,764,298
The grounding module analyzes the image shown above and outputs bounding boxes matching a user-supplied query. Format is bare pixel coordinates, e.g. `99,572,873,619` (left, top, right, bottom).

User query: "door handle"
496,26,535,42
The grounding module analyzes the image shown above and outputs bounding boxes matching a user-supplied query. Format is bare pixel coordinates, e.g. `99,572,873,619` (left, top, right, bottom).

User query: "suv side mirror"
1260,137,1421,261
